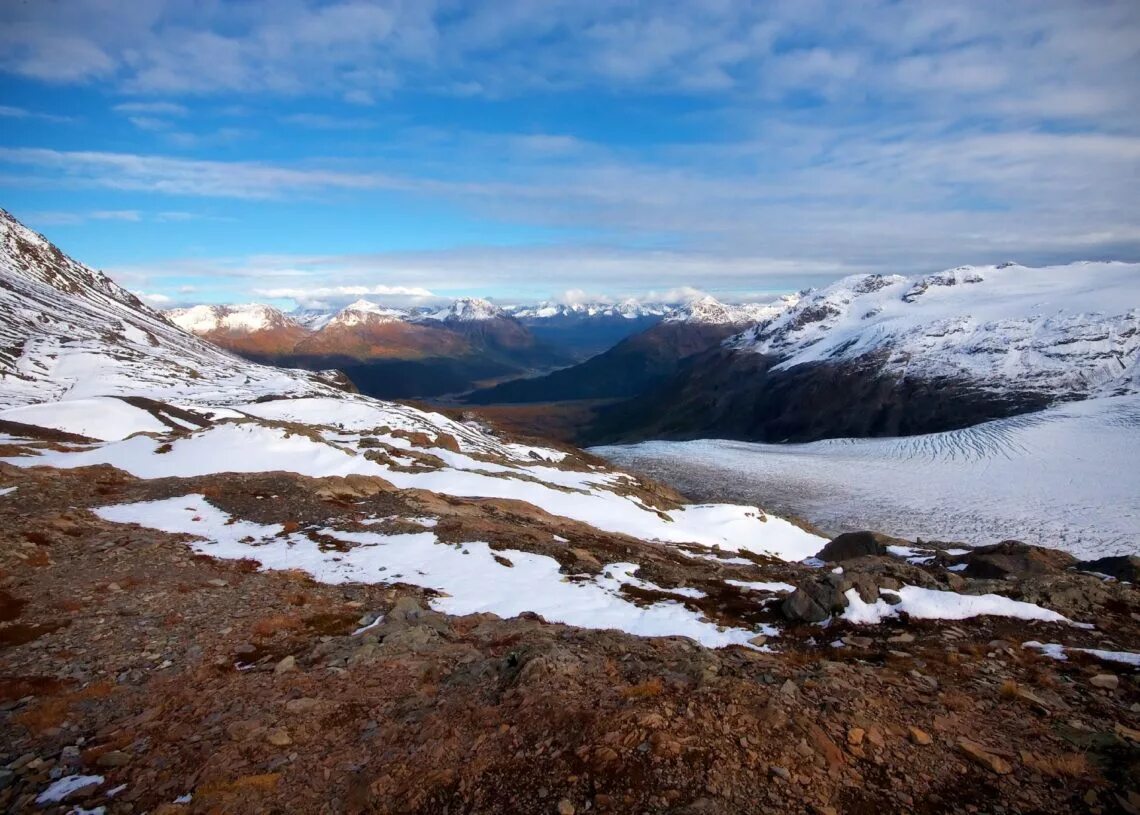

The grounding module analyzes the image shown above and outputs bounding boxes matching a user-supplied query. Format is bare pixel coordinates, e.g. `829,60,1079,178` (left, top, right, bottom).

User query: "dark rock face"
782,570,880,623
962,541,1076,580
585,348,1057,444
817,531,900,563
1076,555,1140,583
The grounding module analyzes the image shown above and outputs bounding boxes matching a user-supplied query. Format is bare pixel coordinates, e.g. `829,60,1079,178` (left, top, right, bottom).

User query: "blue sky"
1,1,1138,310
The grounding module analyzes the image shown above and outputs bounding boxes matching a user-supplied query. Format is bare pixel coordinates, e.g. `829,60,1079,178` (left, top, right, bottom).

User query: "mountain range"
165,293,781,400
588,262,1140,443
2,207,1138,815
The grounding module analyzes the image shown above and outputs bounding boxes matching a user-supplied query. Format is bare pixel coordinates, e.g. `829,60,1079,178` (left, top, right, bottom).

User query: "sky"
1,0,1138,311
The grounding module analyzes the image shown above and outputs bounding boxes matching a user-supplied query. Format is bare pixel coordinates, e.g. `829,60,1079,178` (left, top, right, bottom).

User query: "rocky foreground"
1,453,1138,814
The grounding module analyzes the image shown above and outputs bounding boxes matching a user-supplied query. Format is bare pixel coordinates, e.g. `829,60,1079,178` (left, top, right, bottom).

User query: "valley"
0,207,1137,815
594,394,1140,559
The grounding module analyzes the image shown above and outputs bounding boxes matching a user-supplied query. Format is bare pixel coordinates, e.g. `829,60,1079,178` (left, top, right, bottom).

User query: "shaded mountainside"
520,313,663,360
465,321,746,404
585,347,1057,444
588,262,1140,444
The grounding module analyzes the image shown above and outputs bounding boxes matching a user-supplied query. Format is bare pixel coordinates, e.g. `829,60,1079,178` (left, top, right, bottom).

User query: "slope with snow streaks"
0,209,342,409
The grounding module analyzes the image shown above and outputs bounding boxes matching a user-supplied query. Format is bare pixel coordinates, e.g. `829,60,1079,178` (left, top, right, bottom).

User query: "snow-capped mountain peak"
326,299,409,328
428,297,504,322
509,299,670,320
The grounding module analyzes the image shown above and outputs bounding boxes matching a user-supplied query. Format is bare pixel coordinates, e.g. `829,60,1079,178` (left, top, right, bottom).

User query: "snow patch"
36,775,104,804
841,586,1070,625
94,495,770,649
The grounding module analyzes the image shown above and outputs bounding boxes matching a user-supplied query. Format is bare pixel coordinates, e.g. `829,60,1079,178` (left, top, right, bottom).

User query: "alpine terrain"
1,209,1138,815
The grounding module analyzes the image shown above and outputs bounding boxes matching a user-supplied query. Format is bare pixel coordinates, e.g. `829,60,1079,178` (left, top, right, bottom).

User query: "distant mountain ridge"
167,295,570,399
165,292,788,396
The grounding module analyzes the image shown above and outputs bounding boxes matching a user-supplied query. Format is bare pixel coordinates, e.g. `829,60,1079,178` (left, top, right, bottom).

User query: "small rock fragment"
958,738,1012,775
265,728,292,747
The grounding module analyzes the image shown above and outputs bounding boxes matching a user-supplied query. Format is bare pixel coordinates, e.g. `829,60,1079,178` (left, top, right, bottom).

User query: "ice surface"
594,395,1140,558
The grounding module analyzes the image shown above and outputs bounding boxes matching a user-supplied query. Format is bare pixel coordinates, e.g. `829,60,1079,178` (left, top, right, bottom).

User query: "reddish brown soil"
0,462,1137,814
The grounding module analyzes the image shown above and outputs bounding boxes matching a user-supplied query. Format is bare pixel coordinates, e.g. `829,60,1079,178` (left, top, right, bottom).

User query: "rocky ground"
1,459,1139,814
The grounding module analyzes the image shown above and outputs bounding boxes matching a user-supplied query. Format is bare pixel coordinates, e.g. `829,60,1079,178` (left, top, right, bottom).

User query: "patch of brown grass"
250,613,303,638
12,680,110,732
998,679,1020,699
24,549,51,567
14,697,70,732
1021,751,1093,779
622,678,665,700
0,675,74,702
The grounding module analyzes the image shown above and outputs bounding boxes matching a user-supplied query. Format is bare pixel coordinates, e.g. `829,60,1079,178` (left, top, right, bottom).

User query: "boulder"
816,531,897,562
963,540,1075,580
782,570,880,622
1075,555,1140,583
841,555,941,590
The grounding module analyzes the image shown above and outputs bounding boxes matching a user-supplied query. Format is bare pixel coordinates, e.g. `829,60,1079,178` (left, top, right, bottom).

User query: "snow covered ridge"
423,296,504,322
166,303,299,335
0,208,344,410
665,294,799,325
727,262,1140,399
325,299,410,328
510,299,671,320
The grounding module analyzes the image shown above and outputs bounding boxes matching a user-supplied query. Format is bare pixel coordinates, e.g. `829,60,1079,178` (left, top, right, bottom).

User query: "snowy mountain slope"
0,209,344,410
166,303,301,335
165,303,310,356
729,262,1140,399
594,393,1140,558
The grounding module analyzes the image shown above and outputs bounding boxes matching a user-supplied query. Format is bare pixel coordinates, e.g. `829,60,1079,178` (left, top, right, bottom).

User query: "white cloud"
113,101,188,116
132,290,173,306
0,104,73,123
